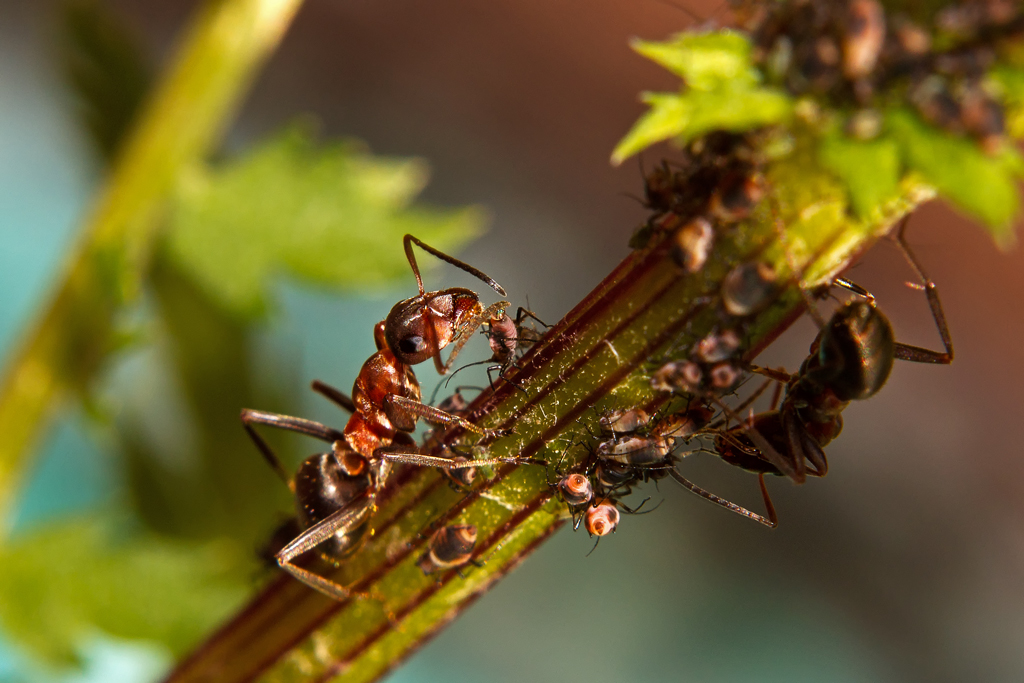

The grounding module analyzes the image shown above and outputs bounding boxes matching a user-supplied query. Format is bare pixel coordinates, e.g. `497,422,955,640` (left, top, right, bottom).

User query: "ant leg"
404,235,507,297
311,380,356,414
832,277,876,303
376,450,545,470
439,301,512,375
276,494,375,602
892,218,954,365
710,397,802,483
668,469,777,528
387,394,509,439
240,409,345,486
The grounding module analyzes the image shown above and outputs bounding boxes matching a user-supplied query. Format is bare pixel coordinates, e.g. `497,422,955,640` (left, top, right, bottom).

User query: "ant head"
384,295,450,365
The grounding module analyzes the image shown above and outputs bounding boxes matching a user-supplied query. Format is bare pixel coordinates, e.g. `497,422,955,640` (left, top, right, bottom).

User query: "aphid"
241,235,538,602
708,171,766,223
721,260,778,317
842,0,885,81
559,473,594,507
599,407,650,436
651,360,703,394
584,500,620,537
715,216,953,486
671,217,715,273
417,525,478,575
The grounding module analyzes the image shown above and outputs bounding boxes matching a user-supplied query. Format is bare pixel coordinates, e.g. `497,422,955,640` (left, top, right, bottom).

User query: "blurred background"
2,0,1024,681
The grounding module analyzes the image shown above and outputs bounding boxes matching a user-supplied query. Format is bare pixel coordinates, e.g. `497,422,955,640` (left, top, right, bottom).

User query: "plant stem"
164,134,936,682
0,0,304,535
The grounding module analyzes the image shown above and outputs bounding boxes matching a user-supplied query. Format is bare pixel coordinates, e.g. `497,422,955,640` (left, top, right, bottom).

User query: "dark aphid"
599,408,650,436
695,328,741,364
708,361,742,391
558,473,594,507
440,446,478,490
671,217,715,273
721,260,778,317
651,359,703,393
708,171,766,223
715,216,953,487
585,500,620,537
418,525,478,575
241,235,539,603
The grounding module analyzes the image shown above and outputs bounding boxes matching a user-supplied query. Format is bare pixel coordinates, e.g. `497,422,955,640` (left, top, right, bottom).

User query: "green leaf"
613,30,792,165
167,123,487,317
60,0,153,162
818,130,901,220
630,31,758,91
0,518,248,665
989,65,1024,139
612,89,792,164
886,107,1021,242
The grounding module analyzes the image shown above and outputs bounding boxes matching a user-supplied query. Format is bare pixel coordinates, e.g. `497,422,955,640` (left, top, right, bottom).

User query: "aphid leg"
668,469,777,528
310,380,356,414
439,300,512,374
240,409,345,486
892,217,954,365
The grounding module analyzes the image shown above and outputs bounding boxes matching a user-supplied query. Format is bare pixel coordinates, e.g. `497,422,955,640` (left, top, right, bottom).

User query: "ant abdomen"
293,452,374,560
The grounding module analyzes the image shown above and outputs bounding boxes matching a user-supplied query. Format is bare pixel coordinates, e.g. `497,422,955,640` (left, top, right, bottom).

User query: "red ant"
241,235,538,602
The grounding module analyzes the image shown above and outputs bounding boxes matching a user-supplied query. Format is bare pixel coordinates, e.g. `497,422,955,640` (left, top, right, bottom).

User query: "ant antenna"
404,235,507,297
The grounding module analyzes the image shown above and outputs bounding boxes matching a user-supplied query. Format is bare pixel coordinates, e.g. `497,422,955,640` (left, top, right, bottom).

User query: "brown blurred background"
3,0,1024,681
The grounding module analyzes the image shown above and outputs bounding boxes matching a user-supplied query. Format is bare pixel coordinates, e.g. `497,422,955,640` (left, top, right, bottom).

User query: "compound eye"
399,335,427,355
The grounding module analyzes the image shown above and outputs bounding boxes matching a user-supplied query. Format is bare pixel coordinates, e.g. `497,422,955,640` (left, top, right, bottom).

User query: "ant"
241,235,539,602
714,216,954,490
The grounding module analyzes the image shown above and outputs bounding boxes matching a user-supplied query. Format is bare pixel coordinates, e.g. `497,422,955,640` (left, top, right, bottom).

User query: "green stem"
0,0,304,534
164,136,936,683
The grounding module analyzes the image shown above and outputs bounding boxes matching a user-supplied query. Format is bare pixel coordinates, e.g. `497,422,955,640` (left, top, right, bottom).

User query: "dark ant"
417,524,478,576
714,216,954,487
241,235,539,602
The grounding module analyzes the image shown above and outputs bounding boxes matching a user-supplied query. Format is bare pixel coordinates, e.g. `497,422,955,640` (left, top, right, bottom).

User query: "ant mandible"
241,235,535,602
714,215,954,495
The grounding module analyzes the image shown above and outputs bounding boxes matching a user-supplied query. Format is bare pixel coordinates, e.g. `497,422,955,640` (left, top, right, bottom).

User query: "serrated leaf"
886,107,1021,243
818,130,901,220
60,0,153,162
167,124,486,317
0,518,247,665
612,88,792,164
631,31,758,91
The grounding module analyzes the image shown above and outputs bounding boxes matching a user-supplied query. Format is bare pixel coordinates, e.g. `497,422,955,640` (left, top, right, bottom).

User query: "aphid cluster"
242,236,540,601
739,0,1022,151
633,131,768,269
559,213,953,537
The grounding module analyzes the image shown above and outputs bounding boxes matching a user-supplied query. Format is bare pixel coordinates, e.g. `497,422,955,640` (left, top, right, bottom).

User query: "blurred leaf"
818,130,901,219
0,517,247,666
118,256,294,546
60,0,153,163
167,124,487,317
630,31,758,91
612,88,792,164
990,65,1024,139
886,107,1021,243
